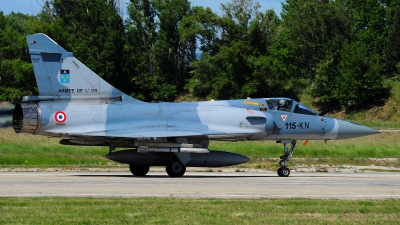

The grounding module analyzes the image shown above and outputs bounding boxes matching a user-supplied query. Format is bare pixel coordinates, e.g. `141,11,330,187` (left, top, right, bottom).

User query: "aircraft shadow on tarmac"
73,174,273,178
71,174,345,178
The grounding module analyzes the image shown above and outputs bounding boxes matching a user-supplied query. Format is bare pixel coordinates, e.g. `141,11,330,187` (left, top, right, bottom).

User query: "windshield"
294,103,317,115
266,99,294,112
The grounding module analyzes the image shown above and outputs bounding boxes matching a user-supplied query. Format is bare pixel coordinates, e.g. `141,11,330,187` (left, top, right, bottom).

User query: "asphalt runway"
1,172,400,199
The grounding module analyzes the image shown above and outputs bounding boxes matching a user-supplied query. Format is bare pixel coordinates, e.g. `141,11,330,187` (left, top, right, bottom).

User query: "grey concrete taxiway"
1,172,399,199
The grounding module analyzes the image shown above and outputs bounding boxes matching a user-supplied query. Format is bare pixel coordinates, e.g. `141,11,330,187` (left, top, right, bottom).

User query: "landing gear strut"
277,140,296,177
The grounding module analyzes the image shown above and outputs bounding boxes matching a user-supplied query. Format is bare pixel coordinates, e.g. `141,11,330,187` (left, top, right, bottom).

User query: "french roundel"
55,111,67,123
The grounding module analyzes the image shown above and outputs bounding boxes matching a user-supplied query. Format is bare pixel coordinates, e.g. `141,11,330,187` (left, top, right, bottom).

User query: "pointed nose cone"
336,120,380,139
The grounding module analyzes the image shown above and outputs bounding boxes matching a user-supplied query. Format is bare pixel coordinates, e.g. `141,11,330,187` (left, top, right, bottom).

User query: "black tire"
277,167,282,176
166,159,186,177
278,167,290,177
129,165,150,176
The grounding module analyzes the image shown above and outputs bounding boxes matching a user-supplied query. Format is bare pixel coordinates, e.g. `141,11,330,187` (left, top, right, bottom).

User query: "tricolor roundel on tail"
54,111,67,123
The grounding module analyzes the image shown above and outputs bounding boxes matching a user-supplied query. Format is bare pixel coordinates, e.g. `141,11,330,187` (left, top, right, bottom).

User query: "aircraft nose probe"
335,120,380,139
318,102,380,139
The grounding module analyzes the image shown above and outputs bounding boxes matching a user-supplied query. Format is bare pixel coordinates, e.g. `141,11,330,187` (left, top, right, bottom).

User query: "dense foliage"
0,0,399,109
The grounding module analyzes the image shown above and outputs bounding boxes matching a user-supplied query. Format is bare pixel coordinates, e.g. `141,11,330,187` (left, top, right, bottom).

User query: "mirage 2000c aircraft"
13,33,379,177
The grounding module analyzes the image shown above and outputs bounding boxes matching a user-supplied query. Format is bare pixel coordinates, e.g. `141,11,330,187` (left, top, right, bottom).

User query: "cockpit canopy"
264,98,317,115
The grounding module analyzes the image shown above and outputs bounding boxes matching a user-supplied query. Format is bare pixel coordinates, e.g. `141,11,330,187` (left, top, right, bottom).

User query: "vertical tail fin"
26,33,126,100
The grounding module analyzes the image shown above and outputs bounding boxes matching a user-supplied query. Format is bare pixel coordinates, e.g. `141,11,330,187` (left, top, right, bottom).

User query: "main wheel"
166,159,186,177
277,167,290,177
129,165,150,176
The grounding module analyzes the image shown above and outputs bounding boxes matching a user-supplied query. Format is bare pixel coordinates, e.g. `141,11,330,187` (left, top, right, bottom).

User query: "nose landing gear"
277,140,296,177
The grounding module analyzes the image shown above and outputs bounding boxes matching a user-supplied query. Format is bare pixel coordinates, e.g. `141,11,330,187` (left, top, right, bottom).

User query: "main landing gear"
129,165,150,176
166,158,186,177
128,158,186,177
277,140,296,177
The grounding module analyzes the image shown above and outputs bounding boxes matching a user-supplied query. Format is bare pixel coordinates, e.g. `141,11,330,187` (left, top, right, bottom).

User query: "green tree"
278,0,354,81
179,6,219,55
348,0,387,55
125,0,162,100
0,10,5,30
4,12,32,35
386,7,400,77
0,12,36,102
278,0,385,108
156,0,192,91
125,0,192,101
189,0,282,100
51,0,126,90
336,41,382,103
334,0,386,105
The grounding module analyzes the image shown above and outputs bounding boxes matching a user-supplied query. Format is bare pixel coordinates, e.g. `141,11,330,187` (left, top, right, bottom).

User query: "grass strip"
0,197,399,224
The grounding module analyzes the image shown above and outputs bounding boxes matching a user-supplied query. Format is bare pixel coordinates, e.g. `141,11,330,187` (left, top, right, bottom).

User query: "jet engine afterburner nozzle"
13,103,41,135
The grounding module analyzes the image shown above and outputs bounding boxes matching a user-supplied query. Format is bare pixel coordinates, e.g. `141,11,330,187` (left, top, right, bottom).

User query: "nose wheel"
277,140,296,177
277,167,290,177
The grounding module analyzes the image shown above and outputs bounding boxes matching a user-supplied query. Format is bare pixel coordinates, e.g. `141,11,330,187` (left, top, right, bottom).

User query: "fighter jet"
13,33,379,177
